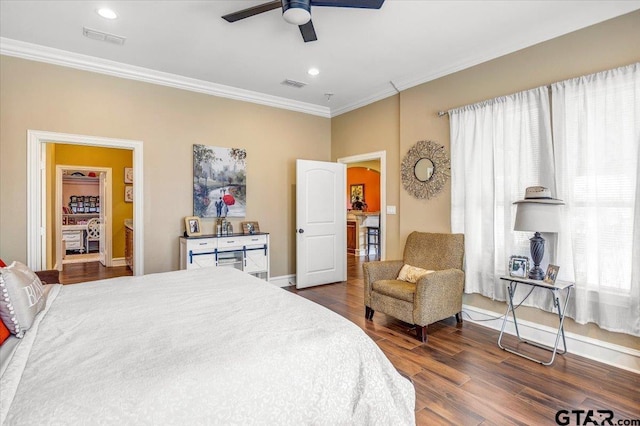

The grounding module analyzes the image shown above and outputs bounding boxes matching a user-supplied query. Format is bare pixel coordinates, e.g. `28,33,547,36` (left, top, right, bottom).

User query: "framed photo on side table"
508,255,529,278
185,216,202,237
544,264,560,284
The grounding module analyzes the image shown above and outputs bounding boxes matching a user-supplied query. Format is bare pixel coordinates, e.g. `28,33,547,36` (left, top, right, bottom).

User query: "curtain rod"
437,84,554,118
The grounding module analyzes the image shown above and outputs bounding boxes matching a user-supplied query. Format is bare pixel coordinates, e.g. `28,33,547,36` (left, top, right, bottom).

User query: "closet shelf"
63,175,99,184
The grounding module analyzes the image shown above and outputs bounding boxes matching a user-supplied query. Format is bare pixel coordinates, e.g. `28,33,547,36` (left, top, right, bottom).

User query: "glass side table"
498,276,574,366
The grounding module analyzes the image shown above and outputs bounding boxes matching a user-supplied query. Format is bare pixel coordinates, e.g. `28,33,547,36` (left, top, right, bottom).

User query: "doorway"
55,165,113,269
26,130,144,276
337,151,386,266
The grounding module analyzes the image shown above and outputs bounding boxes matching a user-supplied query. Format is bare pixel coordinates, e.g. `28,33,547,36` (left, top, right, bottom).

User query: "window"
451,63,639,335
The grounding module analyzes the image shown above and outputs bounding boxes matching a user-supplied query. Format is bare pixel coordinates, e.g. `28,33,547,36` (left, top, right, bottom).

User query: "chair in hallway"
363,232,465,342
86,218,101,254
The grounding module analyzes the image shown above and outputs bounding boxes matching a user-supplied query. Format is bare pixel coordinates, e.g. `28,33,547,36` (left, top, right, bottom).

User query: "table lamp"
514,186,564,280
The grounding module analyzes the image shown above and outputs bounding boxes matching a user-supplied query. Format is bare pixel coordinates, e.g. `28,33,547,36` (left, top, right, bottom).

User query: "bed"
0,264,415,425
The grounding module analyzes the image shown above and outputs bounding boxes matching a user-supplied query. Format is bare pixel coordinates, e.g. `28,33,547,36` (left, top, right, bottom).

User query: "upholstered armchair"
363,232,465,342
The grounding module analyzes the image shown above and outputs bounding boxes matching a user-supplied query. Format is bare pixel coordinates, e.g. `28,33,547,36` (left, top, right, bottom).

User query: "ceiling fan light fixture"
282,0,311,25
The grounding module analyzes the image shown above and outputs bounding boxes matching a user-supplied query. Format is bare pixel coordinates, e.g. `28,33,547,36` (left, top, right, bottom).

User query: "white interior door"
296,159,346,288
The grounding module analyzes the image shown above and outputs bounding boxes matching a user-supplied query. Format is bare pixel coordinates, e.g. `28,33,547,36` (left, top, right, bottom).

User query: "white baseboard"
462,304,640,374
270,274,296,288
111,257,127,267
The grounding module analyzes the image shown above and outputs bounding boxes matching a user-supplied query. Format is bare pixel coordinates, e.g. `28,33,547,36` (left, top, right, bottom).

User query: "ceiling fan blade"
222,0,282,23
310,0,384,8
299,20,317,42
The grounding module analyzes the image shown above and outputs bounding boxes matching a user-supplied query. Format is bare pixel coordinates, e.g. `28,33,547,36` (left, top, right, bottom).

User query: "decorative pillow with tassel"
0,261,47,338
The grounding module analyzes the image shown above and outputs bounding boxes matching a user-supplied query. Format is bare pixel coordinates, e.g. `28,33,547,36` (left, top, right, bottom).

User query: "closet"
60,170,101,263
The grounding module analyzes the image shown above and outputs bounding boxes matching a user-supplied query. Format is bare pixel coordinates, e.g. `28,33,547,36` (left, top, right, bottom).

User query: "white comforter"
1,267,415,425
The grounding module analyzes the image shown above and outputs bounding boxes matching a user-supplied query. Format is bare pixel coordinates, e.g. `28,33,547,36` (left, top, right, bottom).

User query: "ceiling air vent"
281,79,307,89
82,27,126,46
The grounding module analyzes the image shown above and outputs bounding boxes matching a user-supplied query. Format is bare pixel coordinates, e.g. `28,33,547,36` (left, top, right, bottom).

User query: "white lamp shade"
514,202,563,233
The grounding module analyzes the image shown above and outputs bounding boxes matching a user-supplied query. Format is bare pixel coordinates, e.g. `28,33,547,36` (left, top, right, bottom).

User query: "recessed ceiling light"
308,68,320,76
97,8,118,20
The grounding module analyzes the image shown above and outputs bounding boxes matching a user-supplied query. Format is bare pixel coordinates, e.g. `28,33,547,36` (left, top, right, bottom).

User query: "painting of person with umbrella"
193,145,246,218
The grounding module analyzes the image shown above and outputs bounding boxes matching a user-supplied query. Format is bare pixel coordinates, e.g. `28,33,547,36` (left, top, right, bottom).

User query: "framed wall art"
124,167,133,183
193,144,246,218
125,186,133,203
350,184,364,204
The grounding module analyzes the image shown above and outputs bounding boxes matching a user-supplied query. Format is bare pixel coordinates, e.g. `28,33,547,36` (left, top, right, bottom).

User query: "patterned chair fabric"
363,232,465,342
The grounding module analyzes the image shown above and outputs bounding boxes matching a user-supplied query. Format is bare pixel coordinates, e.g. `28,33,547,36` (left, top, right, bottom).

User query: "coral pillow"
0,320,9,345
397,264,434,283
0,259,11,343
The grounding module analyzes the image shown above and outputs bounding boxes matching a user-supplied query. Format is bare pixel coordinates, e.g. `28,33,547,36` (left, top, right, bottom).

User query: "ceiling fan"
222,0,385,42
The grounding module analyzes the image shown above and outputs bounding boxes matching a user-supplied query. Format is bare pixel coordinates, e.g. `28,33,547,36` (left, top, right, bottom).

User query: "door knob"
298,229,304,234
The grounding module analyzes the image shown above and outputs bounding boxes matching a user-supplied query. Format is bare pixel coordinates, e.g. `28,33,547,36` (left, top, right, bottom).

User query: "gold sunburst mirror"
401,140,450,199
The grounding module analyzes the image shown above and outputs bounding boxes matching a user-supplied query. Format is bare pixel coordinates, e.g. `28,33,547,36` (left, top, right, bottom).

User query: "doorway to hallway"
338,151,386,261
26,130,144,276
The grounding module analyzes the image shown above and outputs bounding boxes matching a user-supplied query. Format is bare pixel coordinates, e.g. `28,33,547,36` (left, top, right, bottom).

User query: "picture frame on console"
544,264,560,284
241,221,260,235
185,216,202,237
508,255,529,278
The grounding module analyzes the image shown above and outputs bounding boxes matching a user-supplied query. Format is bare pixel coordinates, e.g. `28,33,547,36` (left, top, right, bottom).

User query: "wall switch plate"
386,205,397,214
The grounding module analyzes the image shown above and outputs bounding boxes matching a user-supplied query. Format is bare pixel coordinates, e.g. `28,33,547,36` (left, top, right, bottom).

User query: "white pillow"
0,261,47,338
397,264,434,283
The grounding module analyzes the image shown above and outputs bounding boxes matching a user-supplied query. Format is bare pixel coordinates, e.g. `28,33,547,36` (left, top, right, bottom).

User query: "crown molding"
330,85,399,117
0,37,331,118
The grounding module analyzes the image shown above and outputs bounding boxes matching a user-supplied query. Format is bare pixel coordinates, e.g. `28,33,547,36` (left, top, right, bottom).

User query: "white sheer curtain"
450,87,555,302
552,63,640,336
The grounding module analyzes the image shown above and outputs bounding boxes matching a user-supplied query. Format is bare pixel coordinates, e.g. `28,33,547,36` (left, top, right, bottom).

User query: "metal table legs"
498,280,572,366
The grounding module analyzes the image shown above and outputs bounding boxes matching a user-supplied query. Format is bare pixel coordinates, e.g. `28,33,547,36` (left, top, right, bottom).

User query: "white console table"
179,233,269,281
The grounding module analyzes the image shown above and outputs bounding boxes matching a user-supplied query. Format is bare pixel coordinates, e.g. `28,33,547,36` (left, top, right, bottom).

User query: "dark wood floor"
289,256,640,425
59,262,132,284
58,256,639,424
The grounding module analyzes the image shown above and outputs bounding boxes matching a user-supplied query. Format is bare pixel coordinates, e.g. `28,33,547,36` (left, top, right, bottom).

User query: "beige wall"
332,11,640,349
0,56,331,276
332,95,402,257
